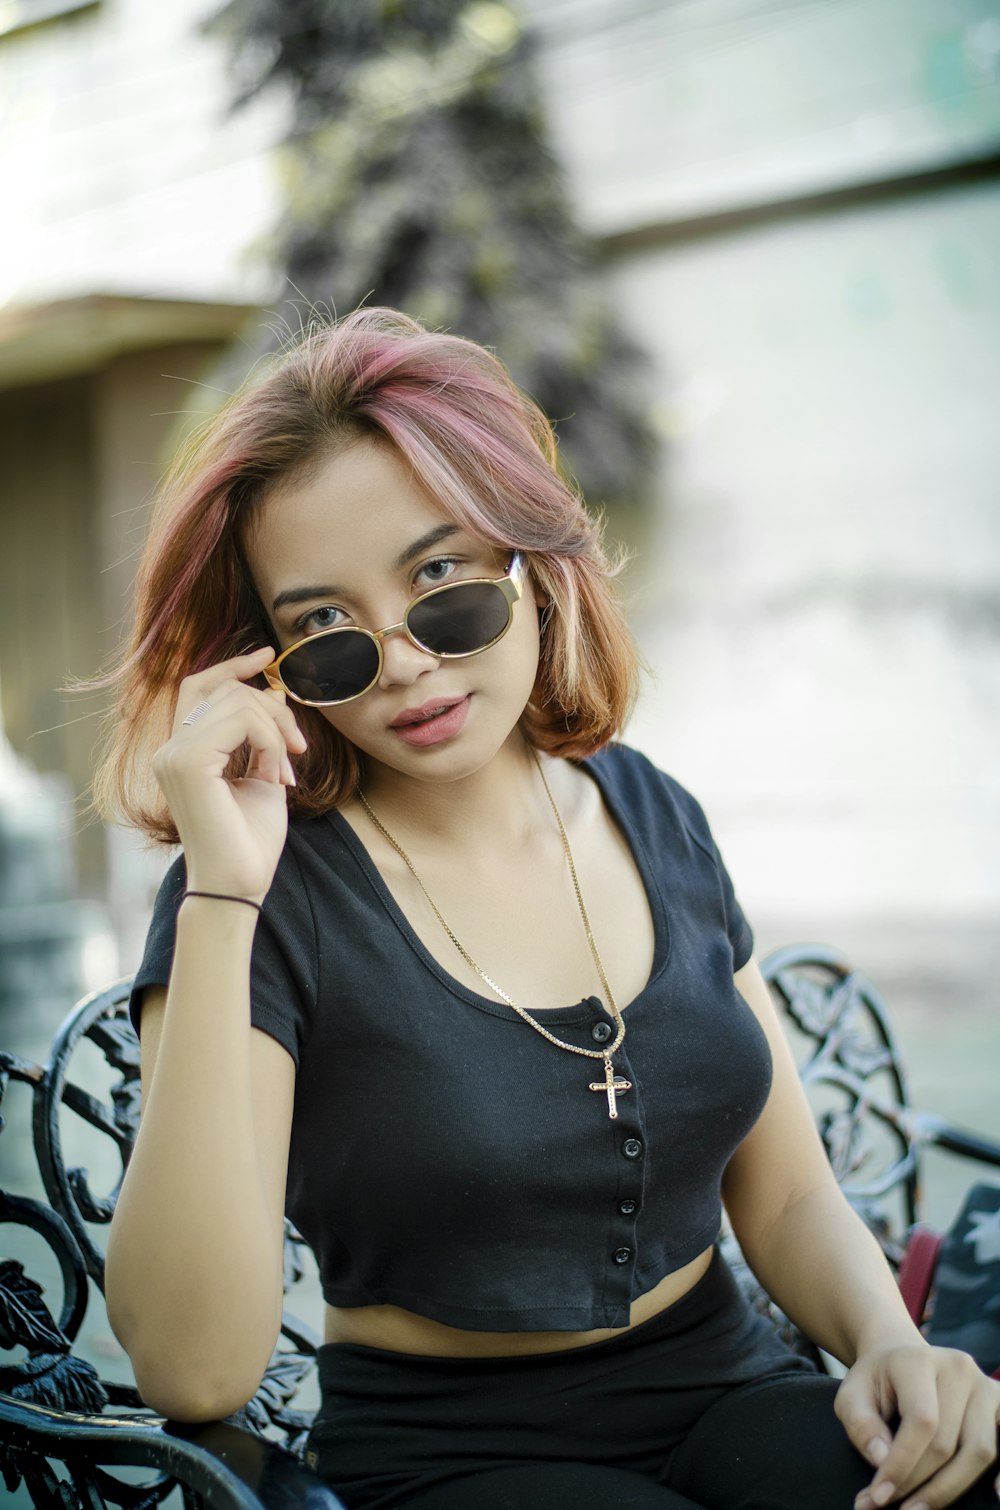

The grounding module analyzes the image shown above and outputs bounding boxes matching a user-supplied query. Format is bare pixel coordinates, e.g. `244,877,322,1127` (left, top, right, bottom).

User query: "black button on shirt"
622,1138,643,1159
618,1199,637,1216
613,1247,632,1264
591,1021,613,1044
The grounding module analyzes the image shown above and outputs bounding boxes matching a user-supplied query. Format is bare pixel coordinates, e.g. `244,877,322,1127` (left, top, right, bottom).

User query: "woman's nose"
376,625,440,688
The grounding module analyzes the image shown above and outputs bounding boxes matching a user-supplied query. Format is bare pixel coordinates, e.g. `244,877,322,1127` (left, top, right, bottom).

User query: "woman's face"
244,438,544,789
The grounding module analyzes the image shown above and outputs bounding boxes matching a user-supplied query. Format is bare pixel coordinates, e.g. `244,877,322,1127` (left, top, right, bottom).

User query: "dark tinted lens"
279,631,380,703
407,582,510,655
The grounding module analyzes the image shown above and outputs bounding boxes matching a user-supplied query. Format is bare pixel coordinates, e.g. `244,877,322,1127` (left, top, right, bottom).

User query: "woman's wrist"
181,889,263,913
170,894,261,980
182,869,269,906
179,888,267,921
849,1307,926,1364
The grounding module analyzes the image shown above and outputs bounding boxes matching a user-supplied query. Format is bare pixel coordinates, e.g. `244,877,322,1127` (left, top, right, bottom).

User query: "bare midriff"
323,1242,715,1357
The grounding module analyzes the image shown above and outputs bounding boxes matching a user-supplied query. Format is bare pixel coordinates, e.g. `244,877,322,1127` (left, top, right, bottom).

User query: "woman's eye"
415,556,460,589
296,605,346,634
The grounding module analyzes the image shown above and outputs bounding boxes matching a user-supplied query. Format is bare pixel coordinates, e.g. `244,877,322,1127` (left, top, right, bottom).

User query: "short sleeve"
656,770,755,972
129,844,318,1067
708,837,754,971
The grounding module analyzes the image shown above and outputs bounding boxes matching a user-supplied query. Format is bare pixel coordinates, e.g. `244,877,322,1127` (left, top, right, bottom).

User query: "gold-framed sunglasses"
263,553,526,707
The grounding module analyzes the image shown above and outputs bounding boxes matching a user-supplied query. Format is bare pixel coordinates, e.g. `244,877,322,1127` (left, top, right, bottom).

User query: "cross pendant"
589,1056,633,1119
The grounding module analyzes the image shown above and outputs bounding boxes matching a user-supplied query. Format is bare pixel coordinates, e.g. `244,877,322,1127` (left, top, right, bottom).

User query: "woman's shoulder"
580,740,715,843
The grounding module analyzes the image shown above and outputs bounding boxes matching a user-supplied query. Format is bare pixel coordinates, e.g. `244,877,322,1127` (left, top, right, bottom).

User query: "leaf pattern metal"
0,981,332,1507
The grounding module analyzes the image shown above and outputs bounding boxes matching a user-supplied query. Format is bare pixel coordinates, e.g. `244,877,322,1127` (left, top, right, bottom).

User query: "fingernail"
872,1484,895,1507
906,1501,929,1510
855,1495,874,1510
866,1439,889,1467
283,758,296,786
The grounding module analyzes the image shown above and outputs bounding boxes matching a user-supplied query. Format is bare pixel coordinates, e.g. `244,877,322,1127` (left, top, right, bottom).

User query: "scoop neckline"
326,747,672,1026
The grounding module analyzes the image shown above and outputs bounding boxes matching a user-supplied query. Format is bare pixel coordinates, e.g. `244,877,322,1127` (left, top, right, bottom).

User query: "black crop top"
131,743,770,1331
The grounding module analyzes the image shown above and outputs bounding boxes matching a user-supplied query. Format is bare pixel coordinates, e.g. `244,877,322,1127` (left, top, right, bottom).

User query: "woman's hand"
152,647,309,903
837,1339,1000,1509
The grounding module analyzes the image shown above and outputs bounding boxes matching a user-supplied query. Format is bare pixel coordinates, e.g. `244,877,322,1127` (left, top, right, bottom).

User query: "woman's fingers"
259,688,310,756
175,646,275,717
203,696,299,787
176,648,307,750
157,695,303,809
836,1362,896,1474
892,1392,965,1503
204,683,307,769
877,1364,953,1498
244,703,300,787
174,667,308,778
897,1385,1000,1508
841,1353,940,1508
843,1349,1000,1510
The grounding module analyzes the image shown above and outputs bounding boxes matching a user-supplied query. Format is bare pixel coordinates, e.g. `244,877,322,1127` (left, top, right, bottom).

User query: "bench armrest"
0,1393,345,1509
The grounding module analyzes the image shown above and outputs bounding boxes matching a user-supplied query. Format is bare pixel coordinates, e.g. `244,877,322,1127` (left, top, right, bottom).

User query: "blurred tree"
208,0,656,511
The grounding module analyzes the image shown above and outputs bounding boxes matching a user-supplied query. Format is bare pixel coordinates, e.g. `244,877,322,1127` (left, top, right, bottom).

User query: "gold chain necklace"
357,754,632,1119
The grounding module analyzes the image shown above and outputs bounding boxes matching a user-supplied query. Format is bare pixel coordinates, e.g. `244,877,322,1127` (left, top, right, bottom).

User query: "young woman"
101,308,1000,1510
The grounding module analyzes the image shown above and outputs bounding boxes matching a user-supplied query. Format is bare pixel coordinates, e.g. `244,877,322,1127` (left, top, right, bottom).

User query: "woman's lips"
390,696,471,747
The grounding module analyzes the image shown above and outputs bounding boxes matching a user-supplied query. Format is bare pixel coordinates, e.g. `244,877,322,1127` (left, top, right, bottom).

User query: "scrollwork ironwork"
763,943,918,1255
0,979,340,1508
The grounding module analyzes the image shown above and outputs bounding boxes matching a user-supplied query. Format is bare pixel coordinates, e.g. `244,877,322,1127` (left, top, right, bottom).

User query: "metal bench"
2,945,998,1509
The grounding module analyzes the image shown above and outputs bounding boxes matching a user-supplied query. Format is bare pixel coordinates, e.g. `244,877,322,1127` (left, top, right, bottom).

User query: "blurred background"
0,0,998,1275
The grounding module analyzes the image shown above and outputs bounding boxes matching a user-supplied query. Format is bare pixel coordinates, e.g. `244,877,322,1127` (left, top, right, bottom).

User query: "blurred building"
1,0,998,968
525,0,1000,959
0,0,284,964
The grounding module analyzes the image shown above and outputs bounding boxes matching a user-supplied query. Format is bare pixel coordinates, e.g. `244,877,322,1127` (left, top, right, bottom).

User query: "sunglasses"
263,552,526,706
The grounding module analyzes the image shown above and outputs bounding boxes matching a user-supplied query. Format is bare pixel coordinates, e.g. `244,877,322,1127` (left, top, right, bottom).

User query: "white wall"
614,178,1000,926
517,0,1000,928
0,0,285,309
528,0,1000,234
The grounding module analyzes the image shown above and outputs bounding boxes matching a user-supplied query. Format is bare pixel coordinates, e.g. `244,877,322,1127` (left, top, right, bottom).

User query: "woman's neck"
356,735,565,854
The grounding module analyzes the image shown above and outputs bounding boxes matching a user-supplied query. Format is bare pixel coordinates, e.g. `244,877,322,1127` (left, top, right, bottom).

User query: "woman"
101,308,1000,1510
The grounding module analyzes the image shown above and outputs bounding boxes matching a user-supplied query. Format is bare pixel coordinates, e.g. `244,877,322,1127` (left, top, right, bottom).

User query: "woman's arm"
105,918,295,1422
723,956,1000,1510
105,649,306,1422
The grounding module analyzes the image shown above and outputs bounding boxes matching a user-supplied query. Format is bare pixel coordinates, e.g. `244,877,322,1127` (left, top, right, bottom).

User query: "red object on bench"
898,1190,1000,1381
897,1227,944,1326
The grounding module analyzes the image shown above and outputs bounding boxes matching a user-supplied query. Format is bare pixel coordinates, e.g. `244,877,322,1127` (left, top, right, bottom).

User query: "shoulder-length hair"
93,308,640,843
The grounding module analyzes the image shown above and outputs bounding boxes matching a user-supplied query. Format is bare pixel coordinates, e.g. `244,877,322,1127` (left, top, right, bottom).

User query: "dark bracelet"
181,890,263,913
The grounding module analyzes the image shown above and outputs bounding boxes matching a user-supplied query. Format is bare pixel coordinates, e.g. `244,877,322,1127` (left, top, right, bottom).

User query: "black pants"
306,1250,998,1510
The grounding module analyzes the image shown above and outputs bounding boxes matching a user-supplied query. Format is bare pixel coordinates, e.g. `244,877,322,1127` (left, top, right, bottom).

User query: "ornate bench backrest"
0,978,320,1450
763,943,919,1264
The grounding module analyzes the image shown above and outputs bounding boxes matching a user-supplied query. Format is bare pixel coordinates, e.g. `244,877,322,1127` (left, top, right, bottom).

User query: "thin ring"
181,699,213,727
